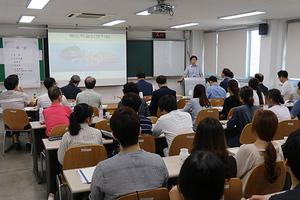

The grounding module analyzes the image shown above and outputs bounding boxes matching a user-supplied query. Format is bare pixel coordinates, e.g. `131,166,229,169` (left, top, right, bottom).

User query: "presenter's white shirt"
269,105,291,122
37,93,68,109
281,80,294,101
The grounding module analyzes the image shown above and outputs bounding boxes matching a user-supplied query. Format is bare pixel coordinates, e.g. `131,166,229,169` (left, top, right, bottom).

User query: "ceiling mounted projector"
148,0,175,16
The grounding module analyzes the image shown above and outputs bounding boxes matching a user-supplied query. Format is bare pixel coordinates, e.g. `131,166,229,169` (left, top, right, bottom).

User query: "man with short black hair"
89,107,168,200
220,68,231,91
37,77,68,109
242,129,300,200
206,76,226,100
61,75,82,99
0,74,34,150
277,70,294,101
152,95,193,156
136,71,153,96
178,55,203,83
122,92,152,135
255,73,268,95
76,76,102,108
149,75,176,116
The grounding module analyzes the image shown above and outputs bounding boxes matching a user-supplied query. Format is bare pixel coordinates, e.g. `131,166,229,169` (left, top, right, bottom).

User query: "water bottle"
98,105,103,119
179,148,190,164
39,108,44,123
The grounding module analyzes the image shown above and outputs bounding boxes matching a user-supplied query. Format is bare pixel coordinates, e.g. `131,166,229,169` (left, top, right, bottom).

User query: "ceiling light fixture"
170,23,199,29
27,0,50,9
19,15,36,23
218,11,265,20
102,20,126,26
136,10,151,16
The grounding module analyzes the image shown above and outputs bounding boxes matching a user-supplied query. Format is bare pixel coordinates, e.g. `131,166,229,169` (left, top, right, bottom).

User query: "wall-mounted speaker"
259,23,268,35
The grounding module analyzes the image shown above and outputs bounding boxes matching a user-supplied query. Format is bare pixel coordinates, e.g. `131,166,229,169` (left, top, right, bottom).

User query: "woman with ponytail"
266,89,291,122
235,110,283,191
57,103,103,164
220,79,242,120
249,78,265,105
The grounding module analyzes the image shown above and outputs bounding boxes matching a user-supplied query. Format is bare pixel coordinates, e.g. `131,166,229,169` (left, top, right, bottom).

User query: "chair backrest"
224,178,243,200
138,135,156,153
117,188,169,200
3,109,30,131
244,161,286,198
210,98,224,106
49,124,69,137
62,145,107,170
147,116,158,124
67,99,76,102
273,119,300,140
92,106,99,117
289,94,294,100
227,107,236,120
195,108,219,127
177,98,190,109
144,95,152,101
94,119,112,132
239,123,256,144
169,132,195,156
157,108,163,117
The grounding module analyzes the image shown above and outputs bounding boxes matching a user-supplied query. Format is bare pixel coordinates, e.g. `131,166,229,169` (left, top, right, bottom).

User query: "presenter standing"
177,55,203,83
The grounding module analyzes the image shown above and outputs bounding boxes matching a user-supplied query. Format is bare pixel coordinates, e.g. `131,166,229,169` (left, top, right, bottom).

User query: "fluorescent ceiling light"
136,10,151,16
19,16,35,23
170,23,199,29
102,20,126,26
219,11,265,20
27,0,50,9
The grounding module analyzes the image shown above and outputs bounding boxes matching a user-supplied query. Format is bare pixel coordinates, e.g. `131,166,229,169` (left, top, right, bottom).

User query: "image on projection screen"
48,31,126,86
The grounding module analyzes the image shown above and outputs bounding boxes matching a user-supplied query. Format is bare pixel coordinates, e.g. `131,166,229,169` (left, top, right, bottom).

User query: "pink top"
43,103,73,136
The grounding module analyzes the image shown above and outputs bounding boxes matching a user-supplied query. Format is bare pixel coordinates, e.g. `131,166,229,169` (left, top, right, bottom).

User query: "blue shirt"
184,65,203,77
183,98,211,131
220,77,230,92
291,99,300,121
206,84,227,100
135,80,153,96
61,83,82,99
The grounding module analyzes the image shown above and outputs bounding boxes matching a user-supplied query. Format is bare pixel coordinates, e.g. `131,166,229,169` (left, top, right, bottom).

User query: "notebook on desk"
77,166,96,184
101,130,114,139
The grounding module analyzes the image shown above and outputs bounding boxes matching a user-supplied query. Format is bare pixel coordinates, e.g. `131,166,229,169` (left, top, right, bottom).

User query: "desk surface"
30,117,101,129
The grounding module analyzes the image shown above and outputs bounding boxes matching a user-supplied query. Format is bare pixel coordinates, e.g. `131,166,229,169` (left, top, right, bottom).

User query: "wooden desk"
106,103,118,114
30,117,101,185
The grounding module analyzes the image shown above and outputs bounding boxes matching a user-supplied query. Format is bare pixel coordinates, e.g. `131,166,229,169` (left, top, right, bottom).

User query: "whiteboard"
153,41,185,76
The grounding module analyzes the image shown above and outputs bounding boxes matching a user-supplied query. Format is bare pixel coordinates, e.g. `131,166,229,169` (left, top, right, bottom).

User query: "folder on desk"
101,130,114,139
76,166,96,184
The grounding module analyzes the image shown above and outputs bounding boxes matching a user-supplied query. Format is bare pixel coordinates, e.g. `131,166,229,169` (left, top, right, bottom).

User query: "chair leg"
56,174,63,200
3,129,6,156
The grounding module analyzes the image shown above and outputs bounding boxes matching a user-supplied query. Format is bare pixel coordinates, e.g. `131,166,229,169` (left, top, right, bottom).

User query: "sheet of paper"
76,166,96,184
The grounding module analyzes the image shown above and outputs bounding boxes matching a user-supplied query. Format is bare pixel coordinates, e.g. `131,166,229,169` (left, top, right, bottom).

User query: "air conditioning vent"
66,13,113,20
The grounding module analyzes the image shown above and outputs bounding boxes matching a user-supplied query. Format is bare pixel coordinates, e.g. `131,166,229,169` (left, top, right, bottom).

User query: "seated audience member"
60,75,82,99
228,71,241,87
206,76,226,100
235,110,283,191
220,80,242,120
227,86,260,147
76,76,102,108
122,92,152,135
242,129,300,200
291,81,300,120
182,84,211,131
57,103,103,164
220,68,231,92
249,78,265,105
0,74,34,150
277,70,294,101
266,89,291,122
149,75,176,116
192,118,237,178
117,82,150,117
37,77,68,109
152,95,193,156
89,107,168,200
135,71,153,96
255,73,268,95
43,87,73,136
169,151,225,200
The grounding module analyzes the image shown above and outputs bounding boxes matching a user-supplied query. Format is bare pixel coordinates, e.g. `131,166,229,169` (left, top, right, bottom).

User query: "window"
249,30,261,77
